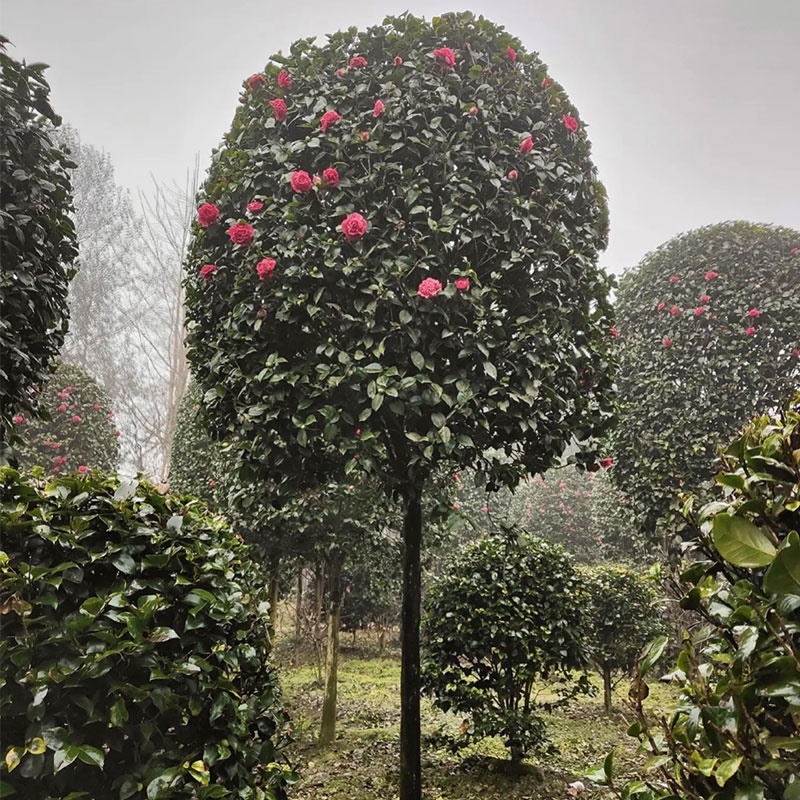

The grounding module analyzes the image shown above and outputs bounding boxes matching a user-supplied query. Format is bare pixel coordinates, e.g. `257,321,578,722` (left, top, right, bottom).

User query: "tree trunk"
510,743,523,775
269,573,280,631
320,554,344,745
603,662,613,714
295,567,304,641
400,482,423,800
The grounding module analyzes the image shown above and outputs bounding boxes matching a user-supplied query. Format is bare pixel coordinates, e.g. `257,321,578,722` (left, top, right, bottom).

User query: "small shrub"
422,531,590,769
0,468,294,799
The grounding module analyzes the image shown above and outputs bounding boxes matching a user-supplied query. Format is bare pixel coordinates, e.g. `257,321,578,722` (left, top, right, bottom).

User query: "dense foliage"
608,398,800,800
611,221,800,546
422,533,590,766
11,361,119,474
0,37,78,453
0,469,294,800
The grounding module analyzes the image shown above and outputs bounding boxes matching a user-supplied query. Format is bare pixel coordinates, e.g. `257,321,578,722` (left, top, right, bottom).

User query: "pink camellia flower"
58,390,69,398
417,277,443,299
694,307,705,316
247,74,266,90
108,410,115,418
663,336,672,348
481,506,489,513
792,348,800,358
197,203,220,228
247,200,264,213
747,308,761,318
355,428,361,436
320,110,342,132
336,68,345,78
360,131,370,142
349,55,367,68
57,403,67,412
277,70,292,89
72,415,81,423
200,264,218,280
394,56,403,65
115,429,121,437
65,385,73,391
93,403,101,410
670,305,680,316
341,212,368,242
745,326,756,336
506,46,517,63
12,414,23,424
53,467,60,474
657,301,666,311
77,465,88,474
270,98,288,121
209,479,217,487
700,294,710,303
610,326,620,338
433,47,456,68
519,136,534,154
542,77,552,88
600,457,613,468
704,270,719,281
562,114,579,132
227,223,255,246
290,170,313,193
322,168,339,187
468,106,478,117
454,277,470,290
256,257,277,281
508,169,518,181
669,274,680,283
373,99,384,117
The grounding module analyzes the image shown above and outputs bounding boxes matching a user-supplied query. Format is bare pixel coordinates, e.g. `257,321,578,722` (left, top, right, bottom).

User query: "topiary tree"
0,468,294,800
0,37,78,460
11,361,119,474
601,397,800,800
611,221,800,549
422,532,590,771
183,13,614,796
581,564,666,713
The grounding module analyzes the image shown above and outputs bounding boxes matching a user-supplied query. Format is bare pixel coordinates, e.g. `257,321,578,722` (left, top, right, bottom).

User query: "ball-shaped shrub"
11,361,119,474
184,11,614,489
422,532,589,767
0,39,77,437
611,221,800,543
0,469,293,800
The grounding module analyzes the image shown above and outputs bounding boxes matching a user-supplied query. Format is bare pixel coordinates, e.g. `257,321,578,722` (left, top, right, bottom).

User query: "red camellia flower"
657,301,666,311
290,170,313,193
115,429,121,437
700,294,710,303
745,326,756,336
704,270,719,280
247,201,263,214
792,348,800,358
393,55,403,65
227,223,255,246
322,167,339,188
610,326,620,338
373,99,384,118
519,136,534,153
508,169,518,181
542,77,552,88
277,70,292,89
670,306,680,316
600,457,614,468
662,336,672,348
320,110,342,132
199,264,217,281
349,55,367,68
12,414,23,424
256,257,277,281
72,415,81,423
694,307,705,316
197,203,220,228
562,114,579,132
669,274,680,283
77,465,88,474
417,277,443,299
269,98,288,121
57,403,67,412
506,46,517,63
454,277,470,290
247,74,266,90
747,308,761,318
433,47,456,68
341,212,368,242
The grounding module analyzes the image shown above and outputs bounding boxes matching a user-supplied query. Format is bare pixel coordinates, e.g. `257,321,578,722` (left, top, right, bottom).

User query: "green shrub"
0,469,294,800
422,532,590,768
605,398,800,800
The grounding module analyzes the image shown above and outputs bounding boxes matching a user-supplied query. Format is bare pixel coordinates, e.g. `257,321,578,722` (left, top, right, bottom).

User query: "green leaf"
764,531,800,595
75,744,104,768
0,781,16,797
26,737,46,756
713,515,777,568
410,351,425,370
715,756,743,787
483,361,497,380
637,635,668,677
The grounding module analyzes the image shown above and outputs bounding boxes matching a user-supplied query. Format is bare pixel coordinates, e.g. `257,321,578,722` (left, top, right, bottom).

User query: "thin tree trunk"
400,482,423,800
603,662,613,714
269,573,280,631
320,554,344,745
295,567,304,640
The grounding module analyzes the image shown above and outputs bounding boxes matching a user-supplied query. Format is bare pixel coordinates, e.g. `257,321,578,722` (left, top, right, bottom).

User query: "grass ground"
277,636,674,800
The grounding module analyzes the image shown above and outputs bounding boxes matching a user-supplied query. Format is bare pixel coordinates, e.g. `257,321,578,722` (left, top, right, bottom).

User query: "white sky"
3,0,799,272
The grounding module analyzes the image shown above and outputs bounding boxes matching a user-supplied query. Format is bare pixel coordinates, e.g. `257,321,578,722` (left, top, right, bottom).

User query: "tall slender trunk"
295,567,304,640
269,573,280,631
320,554,344,745
400,482,423,800
603,662,613,714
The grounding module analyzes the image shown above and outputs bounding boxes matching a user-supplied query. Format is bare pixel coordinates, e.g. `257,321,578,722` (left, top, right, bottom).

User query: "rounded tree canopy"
0,38,77,433
611,220,800,540
185,12,614,493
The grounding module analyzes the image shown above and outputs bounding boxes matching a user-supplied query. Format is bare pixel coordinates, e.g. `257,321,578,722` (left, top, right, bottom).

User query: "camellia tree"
11,361,119,474
0,37,78,461
611,221,800,549
184,13,614,797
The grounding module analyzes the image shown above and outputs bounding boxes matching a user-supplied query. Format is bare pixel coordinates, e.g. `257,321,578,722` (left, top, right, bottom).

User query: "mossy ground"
277,635,675,799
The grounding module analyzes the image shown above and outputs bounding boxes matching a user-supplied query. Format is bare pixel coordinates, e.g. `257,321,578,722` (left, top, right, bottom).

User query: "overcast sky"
3,0,799,271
